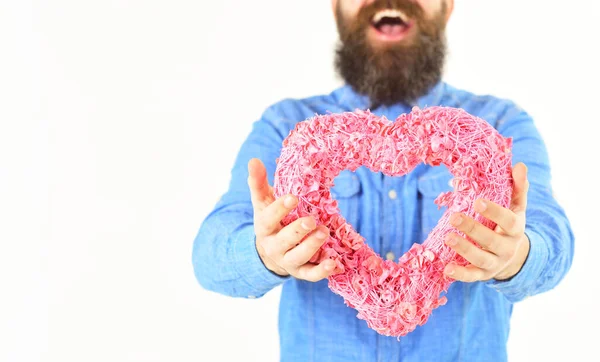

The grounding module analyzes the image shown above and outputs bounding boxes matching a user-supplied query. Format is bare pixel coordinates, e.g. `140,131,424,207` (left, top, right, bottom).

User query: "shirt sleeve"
485,104,575,302
192,105,291,298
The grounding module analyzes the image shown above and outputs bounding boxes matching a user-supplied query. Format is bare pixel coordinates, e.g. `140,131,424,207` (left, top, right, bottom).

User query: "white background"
2,0,599,361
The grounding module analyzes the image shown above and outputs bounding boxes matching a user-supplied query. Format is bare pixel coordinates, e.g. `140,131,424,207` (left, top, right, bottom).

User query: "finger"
273,216,318,252
255,194,298,237
282,226,329,267
474,199,523,237
294,259,336,282
444,263,488,282
247,158,274,211
450,213,505,255
510,162,529,213
445,233,498,270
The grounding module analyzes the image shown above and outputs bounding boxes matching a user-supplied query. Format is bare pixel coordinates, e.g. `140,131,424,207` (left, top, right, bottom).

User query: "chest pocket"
417,168,453,241
330,171,362,231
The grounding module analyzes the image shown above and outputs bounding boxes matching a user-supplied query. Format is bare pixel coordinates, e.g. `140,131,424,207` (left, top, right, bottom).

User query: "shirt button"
388,189,398,200
386,251,395,261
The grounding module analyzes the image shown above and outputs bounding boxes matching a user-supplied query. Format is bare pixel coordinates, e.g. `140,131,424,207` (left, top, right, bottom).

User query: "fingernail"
284,195,296,208
315,229,328,239
446,235,458,246
445,265,455,275
301,219,314,230
451,214,463,226
476,199,487,212
324,261,334,271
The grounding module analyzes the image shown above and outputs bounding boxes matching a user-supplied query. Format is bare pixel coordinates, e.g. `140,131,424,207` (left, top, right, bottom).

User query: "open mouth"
371,9,411,38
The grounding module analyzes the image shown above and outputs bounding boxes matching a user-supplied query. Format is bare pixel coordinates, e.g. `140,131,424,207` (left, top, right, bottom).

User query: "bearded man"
192,1,574,361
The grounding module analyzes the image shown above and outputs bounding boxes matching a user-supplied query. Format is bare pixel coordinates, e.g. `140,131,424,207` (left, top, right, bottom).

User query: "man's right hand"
247,158,336,282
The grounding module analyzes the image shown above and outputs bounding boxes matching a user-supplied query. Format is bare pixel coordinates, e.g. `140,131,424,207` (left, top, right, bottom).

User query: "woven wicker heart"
273,106,513,337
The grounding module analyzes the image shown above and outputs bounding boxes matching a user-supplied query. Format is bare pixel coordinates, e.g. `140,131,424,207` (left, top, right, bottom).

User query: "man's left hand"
443,162,531,282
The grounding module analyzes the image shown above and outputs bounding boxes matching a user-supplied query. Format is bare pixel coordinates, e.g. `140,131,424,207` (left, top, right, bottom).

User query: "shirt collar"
414,81,446,109
333,81,446,115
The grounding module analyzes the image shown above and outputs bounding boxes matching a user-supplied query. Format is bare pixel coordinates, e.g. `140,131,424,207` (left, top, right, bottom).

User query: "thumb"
247,158,274,210
510,162,529,213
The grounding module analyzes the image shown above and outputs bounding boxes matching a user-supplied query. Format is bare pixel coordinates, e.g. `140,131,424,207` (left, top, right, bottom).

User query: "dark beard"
334,0,447,108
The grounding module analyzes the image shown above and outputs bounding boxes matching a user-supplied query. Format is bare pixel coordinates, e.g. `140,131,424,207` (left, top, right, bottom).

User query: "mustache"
357,0,424,25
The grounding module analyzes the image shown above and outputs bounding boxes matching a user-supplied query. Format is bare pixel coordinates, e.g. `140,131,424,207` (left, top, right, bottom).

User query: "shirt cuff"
233,224,289,298
485,227,549,302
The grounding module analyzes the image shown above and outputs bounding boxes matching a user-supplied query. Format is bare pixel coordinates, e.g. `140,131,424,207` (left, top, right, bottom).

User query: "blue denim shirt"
192,82,574,362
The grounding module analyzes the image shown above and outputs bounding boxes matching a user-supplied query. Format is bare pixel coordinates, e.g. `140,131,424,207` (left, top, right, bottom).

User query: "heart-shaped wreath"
273,106,513,337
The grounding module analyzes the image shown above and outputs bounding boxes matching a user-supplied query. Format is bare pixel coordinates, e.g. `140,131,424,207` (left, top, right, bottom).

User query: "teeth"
372,9,408,24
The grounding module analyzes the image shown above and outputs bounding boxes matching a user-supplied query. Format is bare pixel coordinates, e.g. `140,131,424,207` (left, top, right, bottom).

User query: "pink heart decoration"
273,106,513,337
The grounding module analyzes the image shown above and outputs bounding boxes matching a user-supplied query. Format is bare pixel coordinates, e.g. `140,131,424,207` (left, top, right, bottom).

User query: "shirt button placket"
385,188,398,261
